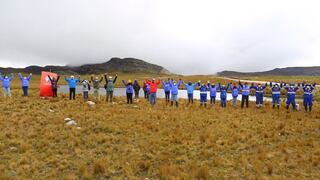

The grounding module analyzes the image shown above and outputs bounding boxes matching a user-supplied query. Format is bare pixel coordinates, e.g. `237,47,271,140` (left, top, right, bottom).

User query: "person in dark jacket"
122,79,134,104
18,72,32,96
143,82,150,99
250,83,267,108
239,81,250,108
133,80,141,99
104,74,117,102
270,82,281,109
198,81,208,107
282,83,300,110
48,75,60,98
218,83,230,108
301,82,316,112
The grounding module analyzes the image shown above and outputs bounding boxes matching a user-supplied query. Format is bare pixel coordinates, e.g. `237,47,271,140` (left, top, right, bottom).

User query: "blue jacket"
162,80,171,92
270,82,281,96
198,82,208,94
229,84,240,97
207,83,218,97
218,83,229,99
65,77,80,88
251,84,267,96
169,80,182,95
239,82,251,96
284,84,300,99
0,73,14,88
19,73,32,87
122,80,134,93
302,83,315,98
183,82,197,94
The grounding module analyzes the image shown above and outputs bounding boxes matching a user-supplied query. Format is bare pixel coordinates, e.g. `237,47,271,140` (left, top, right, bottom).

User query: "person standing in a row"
145,78,160,106
64,75,80,100
18,72,32,97
48,75,60,97
91,75,103,101
133,80,141,99
0,73,14,97
104,74,117,102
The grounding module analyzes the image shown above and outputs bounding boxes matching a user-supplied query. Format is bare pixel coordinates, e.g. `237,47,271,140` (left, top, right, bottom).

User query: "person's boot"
176,102,178,107
171,101,173,106
277,105,280,109
309,106,312,112
273,104,275,109
304,106,308,112
204,103,207,108
286,105,289,110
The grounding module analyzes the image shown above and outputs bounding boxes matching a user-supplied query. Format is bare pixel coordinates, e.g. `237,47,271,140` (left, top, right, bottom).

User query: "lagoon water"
59,85,274,102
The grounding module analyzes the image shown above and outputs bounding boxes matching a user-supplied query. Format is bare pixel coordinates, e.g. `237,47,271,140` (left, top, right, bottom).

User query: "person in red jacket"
145,78,161,106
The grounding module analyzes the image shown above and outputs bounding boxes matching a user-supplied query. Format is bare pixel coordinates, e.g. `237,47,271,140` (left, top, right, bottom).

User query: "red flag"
40,71,57,97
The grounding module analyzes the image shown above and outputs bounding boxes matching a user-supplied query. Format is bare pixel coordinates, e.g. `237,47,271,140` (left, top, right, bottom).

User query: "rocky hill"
0,58,171,75
217,66,320,76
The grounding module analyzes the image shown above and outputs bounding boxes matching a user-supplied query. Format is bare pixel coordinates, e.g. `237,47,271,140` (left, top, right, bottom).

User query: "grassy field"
0,86,320,179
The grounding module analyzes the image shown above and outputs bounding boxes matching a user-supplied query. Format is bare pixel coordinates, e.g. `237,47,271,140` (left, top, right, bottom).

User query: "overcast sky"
0,0,320,74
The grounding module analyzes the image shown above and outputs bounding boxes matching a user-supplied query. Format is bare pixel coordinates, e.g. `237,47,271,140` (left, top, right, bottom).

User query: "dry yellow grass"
0,88,319,179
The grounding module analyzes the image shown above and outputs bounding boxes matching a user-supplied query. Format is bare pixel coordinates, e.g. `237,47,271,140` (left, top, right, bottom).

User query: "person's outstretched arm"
177,79,182,87
100,77,103,82
161,80,166,87
91,76,94,82
27,73,32,80
113,75,118,83
18,73,23,80
0,73,3,80
56,76,60,83
122,80,127,87
9,73,14,80
156,79,161,85
104,74,108,83
48,75,52,82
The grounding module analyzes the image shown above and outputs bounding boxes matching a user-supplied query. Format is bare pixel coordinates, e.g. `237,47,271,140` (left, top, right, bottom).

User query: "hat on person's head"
109,76,112,79
128,79,132,83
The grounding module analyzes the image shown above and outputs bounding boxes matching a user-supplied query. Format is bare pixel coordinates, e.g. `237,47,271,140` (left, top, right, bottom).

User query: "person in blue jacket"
122,79,134,104
183,81,197,104
250,83,267,108
162,79,171,103
301,82,316,112
270,82,281,109
198,81,208,107
64,75,80,100
168,79,182,107
18,73,32,97
229,83,240,107
283,83,300,110
207,81,218,105
0,73,14,97
239,81,251,108
218,83,230,108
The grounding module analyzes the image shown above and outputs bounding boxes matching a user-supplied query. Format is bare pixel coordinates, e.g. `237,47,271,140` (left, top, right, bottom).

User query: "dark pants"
127,93,133,104
134,90,139,98
22,86,28,96
165,91,170,102
69,88,76,100
241,95,249,108
106,91,113,102
144,91,149,99
210,96,216,104
188,93,193,104
221,98,227,108
83,91,89,101
52,88,58,97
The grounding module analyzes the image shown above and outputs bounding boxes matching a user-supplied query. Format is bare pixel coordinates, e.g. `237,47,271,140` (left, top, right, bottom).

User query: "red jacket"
145,79,160,93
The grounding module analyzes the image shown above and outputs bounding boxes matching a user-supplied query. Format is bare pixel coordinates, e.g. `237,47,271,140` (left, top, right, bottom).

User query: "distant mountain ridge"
0,58,171,75
217,66,320,76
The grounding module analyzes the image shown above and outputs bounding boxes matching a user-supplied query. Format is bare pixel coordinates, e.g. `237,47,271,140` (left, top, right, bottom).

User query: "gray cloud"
0,0,319,74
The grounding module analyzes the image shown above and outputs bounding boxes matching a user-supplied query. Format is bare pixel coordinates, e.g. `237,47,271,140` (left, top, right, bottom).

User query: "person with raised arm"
143,81,150,100
218,82,230,108
104,73,117,102
91,75,103,101
133,80,141,99
122,79,134,104
229,83,240,108
250,82,267,108
282,82,300,111
162,78,171,103
48,75,60,97
239,81,251,108
301,82,316,112
145,78,161,106
168,79,182,107
64,75,80,100
0,73,14,97
270,82,281,109
198,81,209,107
18,72,32,97
81,79,91,101
183,80,197,104
207,81,218,105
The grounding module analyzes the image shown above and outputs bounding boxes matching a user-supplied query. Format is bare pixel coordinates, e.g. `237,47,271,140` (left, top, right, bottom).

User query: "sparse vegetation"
0,86,319,179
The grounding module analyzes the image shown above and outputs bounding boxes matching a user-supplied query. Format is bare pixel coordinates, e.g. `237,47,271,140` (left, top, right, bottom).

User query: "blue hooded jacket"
162,80,171,92
198,82,208,94
250,83,267,96
284,83,300,99
169,80,182,95
0,73,14,88
183,82,197,94
207,83,218,97
122,80,134,93
19,73,32,87
239,82,251,96
229,84,240,97
218,83,229,99
65,76,80,88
